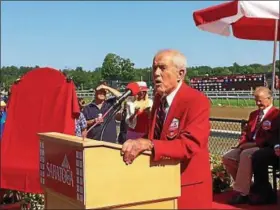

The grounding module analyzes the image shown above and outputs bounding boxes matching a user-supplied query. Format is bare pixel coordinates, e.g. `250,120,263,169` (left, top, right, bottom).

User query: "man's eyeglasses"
254,97,271,103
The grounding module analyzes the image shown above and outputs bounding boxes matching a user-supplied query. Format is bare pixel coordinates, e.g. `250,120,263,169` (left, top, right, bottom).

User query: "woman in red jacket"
125,81,153,139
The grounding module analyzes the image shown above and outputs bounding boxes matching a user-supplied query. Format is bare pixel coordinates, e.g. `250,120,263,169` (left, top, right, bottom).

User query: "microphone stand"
99,105,122,141
87,93,130,134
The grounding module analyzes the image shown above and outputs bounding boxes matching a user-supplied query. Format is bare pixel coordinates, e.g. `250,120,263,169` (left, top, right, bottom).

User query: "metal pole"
148,69,151,86
271,19,279,94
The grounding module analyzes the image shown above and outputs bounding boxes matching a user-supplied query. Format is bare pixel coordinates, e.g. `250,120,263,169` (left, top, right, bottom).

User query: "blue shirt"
82,97,117,143
0,111,7,139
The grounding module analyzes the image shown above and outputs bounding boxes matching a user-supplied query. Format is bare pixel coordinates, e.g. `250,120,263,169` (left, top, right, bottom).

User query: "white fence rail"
76,90,279,99
204,91,279,99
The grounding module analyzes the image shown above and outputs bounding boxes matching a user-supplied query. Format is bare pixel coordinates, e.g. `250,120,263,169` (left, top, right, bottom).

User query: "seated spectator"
222,86,279,205
275,144,280,156
125,81,153,139
0,101,7,139
78,97,86,111
250,114,280,205
75,98,87,138
82,83,121,142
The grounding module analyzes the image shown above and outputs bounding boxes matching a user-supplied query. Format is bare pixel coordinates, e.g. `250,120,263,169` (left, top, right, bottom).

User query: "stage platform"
213,190,280,210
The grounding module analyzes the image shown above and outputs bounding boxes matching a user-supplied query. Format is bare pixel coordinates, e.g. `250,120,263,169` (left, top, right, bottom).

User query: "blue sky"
1,1,278,70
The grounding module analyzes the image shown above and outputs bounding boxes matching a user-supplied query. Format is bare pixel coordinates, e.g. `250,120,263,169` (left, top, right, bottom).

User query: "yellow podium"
38,132,181,209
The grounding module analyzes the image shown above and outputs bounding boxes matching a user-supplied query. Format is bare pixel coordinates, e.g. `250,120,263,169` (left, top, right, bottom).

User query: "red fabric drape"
0,67,80,193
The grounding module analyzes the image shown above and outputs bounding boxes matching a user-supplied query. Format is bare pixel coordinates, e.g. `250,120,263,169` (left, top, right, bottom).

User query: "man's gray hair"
254,86,273,98
155,49,187,71
173,53,187,71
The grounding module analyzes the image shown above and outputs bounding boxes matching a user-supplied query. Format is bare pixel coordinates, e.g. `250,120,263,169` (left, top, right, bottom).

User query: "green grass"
82,97,280,108
211,99,280,108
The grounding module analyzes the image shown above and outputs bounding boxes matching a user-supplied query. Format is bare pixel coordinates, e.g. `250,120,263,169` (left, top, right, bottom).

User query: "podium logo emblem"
46,154,74,187
62,155,70,169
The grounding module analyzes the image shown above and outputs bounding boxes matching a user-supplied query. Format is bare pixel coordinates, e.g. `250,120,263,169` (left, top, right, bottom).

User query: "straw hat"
0,101,6,107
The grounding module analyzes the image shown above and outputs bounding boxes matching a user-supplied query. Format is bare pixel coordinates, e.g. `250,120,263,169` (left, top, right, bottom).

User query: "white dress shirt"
163,81,183,121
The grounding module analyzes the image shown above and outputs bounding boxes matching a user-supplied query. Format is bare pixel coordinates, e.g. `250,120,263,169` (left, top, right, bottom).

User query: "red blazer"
239,106,280,147
148,83,212,208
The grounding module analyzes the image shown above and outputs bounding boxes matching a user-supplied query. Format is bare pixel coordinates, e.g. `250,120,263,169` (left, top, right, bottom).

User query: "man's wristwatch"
148,140,154,151
149,140,155,157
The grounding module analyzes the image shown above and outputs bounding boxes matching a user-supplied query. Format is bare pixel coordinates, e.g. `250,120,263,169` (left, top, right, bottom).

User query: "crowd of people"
75,81,153,144
0,49,280,208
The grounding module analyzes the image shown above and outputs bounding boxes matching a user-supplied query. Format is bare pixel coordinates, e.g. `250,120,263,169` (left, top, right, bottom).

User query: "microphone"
112,82,140,110
85,82,140,136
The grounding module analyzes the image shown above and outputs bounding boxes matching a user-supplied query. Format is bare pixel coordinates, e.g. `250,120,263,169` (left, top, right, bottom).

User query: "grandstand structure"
189,73,271,92
77,73,279,105
77,73,278,95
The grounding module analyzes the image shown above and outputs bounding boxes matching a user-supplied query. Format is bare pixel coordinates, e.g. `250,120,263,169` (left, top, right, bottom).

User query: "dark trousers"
117,112,127,145
251,147,279,196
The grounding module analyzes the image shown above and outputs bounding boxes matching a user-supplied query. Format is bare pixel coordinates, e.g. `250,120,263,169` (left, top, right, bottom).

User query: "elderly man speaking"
121,49,212,209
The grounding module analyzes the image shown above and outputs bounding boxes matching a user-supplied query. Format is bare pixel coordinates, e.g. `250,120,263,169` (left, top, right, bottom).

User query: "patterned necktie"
253,110,264,136
154,98,167,140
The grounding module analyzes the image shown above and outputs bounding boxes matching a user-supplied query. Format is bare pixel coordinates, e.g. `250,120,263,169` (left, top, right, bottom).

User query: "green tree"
1,58,280,91
101,53,137,82
101,53,122,80
120,58,135,81
91,67,103,88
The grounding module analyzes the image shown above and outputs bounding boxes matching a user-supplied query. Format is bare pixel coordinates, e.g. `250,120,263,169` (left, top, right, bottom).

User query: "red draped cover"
0,67,80,193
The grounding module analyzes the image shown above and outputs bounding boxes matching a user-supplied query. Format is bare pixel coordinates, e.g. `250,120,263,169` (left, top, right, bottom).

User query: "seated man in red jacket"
121,49,212,209
250,111,280,204
222,86,280,205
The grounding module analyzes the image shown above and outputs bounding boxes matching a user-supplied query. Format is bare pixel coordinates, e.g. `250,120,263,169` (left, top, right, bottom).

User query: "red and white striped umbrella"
193,0,279,41
193,0,279,90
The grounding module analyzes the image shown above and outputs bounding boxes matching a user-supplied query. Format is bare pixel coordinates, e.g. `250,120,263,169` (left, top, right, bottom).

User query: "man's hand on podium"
121,138,154,165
